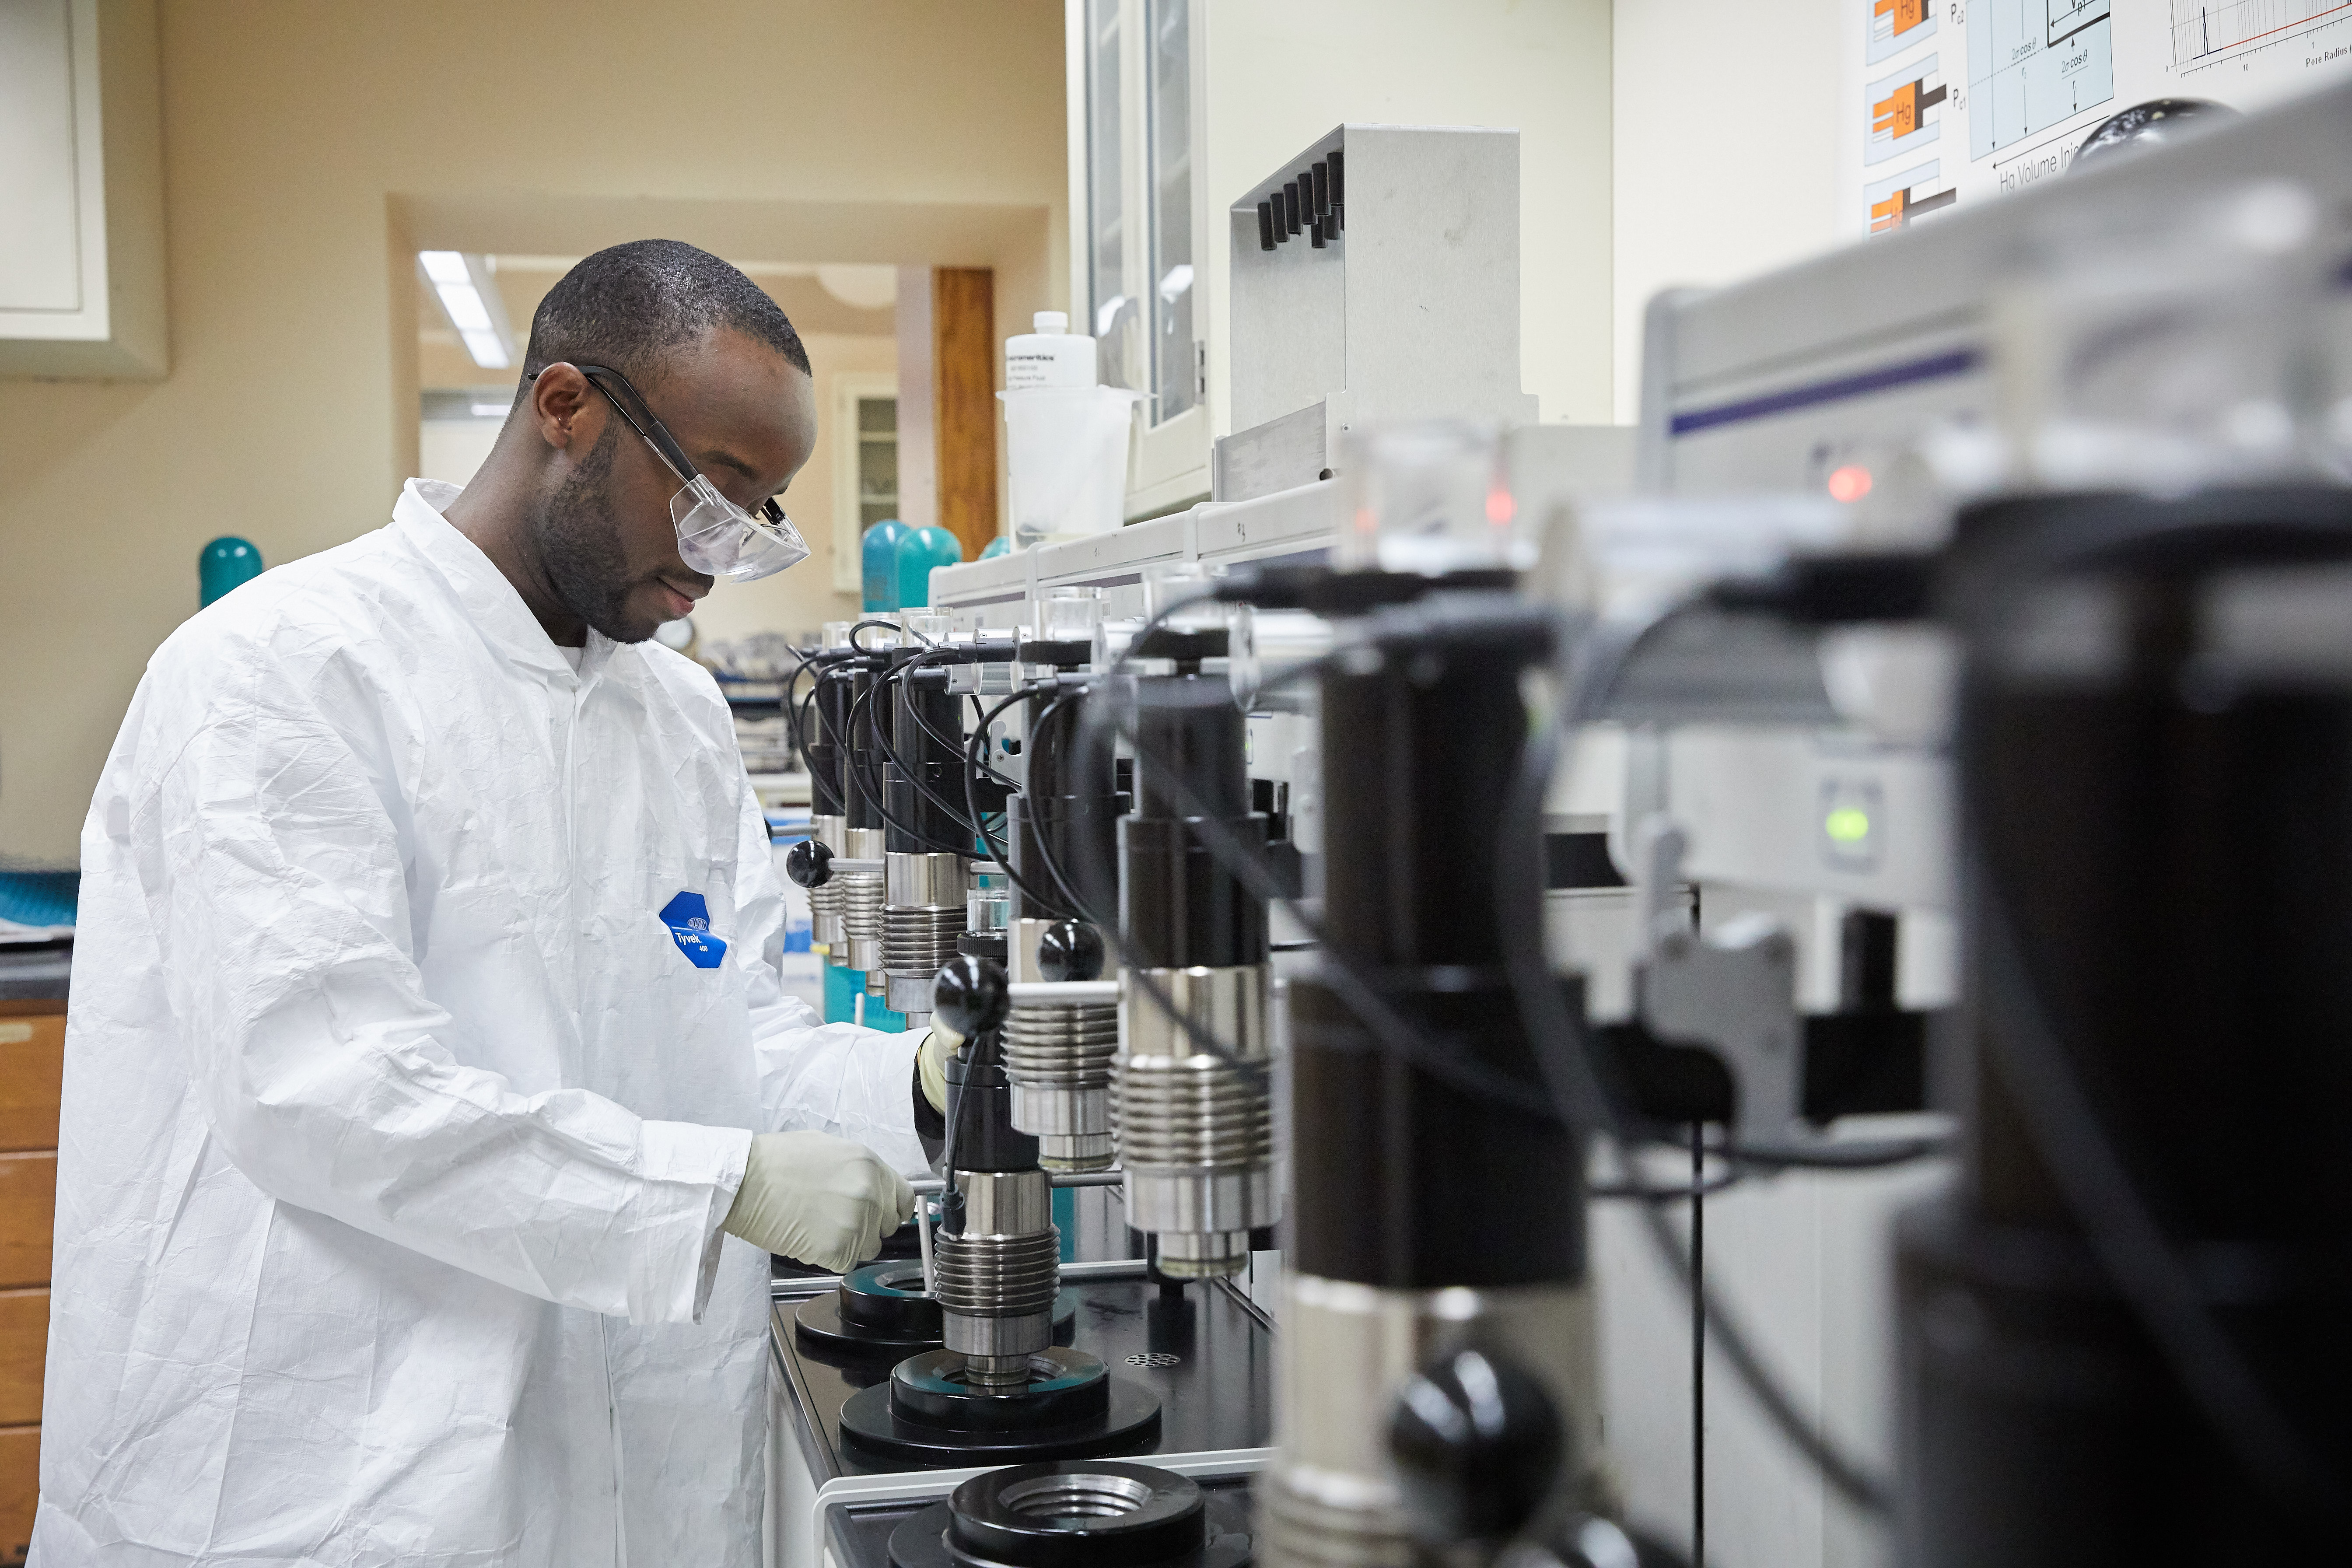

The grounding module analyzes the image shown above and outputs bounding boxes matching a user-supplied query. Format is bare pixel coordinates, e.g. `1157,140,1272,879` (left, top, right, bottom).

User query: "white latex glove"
721,1130,915,1272
917,1023,962,1115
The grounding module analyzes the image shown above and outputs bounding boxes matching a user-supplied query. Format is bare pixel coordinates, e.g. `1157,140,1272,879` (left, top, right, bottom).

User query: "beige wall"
694,330,896,646
0,0,1066,864
1612,0,1844,421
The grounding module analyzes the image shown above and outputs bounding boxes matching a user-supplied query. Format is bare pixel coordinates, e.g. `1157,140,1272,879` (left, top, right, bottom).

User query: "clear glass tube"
1043,587,1106,641
967,863,1012,936
899,609,952,646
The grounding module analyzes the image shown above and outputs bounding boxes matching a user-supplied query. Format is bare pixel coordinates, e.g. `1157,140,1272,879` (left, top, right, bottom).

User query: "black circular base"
892,1347,1112,1431
841,1357,1163,1466
796,1273,1081,1361
886,1481,1252,1568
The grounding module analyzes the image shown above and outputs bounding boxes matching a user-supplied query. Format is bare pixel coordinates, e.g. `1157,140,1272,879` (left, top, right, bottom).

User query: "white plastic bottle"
1004,311,1098,390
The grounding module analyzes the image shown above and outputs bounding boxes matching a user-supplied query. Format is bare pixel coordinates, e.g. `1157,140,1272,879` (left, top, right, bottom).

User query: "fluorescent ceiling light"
418,251,514,370
461,332,510,370
441,287,493,333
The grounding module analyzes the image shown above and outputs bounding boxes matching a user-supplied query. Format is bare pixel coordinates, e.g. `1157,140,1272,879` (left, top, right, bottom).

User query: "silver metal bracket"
1633,818,1804,1145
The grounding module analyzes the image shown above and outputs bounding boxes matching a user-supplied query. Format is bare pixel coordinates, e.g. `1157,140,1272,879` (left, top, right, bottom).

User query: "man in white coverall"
33,241,958,1565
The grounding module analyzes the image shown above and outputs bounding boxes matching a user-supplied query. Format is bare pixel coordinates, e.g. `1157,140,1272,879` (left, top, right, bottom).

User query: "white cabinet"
831,376,899,594
0,0,165,378
1067,2,1617,515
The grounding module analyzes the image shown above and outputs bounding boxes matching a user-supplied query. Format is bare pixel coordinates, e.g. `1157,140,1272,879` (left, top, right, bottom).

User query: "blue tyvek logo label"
660,891,728,970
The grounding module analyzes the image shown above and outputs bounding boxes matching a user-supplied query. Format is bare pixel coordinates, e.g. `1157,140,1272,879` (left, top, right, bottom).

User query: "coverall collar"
393,477,619,683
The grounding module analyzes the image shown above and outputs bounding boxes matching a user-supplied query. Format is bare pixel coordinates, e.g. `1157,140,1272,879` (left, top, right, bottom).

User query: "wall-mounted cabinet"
832,375,899,594
1069,0,1210,518
0,0,166,379
1066,3,1617,518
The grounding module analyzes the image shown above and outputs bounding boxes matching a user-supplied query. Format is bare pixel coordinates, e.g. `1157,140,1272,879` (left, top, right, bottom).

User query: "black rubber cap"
785,838,833,889
932,955,1010,1036
1037,921,1106,983
1388,1347,1568,1548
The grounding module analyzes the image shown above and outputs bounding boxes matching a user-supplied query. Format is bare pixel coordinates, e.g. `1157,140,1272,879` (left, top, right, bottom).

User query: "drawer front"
0,1160,52,1291
0,1294,44,1428
0,1423,33,1565
0,1019,61,1155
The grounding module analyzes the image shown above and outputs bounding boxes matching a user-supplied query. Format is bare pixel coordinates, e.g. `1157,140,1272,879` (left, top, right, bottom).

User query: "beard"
525,422,660,644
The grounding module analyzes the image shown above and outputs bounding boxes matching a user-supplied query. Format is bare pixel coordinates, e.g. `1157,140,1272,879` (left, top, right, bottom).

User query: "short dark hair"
521,239,811,391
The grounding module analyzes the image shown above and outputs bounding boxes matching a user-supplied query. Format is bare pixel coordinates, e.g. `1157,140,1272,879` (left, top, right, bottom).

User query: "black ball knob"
1388,1346,1568,1549
931,955,1009,1037
1037,920,1106,983
784,837,833,889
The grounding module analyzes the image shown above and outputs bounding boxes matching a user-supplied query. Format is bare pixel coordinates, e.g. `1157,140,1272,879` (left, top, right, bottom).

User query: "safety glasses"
526,361,810,581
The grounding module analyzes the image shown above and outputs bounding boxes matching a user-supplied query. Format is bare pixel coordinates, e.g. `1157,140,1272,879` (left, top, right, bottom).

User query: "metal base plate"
840,1368,1164,1466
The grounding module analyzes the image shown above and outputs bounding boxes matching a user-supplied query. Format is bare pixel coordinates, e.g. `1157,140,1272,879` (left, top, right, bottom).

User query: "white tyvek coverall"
32,480,925,1566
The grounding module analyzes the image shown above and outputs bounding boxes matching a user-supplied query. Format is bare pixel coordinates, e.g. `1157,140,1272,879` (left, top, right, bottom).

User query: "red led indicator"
1485,490,1516,525
1827,465,1873,503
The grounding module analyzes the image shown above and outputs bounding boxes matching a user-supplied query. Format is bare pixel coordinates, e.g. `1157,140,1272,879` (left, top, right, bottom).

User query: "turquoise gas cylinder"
861,519,908,612
893,525,964,609
980,536,1012,560
199,537,264,606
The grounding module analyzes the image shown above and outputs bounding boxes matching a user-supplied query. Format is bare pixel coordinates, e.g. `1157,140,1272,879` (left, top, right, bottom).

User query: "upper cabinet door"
1071,0,1210,518
1144,0,1196,430
0,0,166,379
0,0,86,315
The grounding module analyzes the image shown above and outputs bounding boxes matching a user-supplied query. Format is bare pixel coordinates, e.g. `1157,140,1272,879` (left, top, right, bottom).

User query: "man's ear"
528,363,599,452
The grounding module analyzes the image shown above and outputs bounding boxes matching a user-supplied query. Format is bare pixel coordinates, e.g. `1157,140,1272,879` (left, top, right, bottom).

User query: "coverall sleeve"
138,649,751,1329
730,778,931,1176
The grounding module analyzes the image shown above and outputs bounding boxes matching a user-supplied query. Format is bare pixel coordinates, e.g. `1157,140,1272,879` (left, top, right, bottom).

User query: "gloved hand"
721,1131,915,1272
917,1023,962,1115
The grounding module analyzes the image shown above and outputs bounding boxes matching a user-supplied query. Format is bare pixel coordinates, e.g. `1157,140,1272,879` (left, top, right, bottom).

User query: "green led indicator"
1824,806,1872,844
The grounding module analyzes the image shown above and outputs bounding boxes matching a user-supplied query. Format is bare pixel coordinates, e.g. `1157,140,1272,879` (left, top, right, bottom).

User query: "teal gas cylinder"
200,537,264,606
893,525,964,609
861,519,909,612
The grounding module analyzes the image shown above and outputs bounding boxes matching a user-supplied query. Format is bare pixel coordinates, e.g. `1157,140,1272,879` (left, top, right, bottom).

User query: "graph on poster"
1970,0,2116,157
2172,0,2352,70
1848,0,2352,239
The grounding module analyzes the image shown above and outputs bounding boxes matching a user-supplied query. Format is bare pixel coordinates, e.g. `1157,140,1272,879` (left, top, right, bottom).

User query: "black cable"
959,682,1087,922
902,654,982,777
1068,675,1576,1117
851,616,930,653
783,643,844,777
1976,871,2342,1509
866,651,995,844
937,1028,983,1214
1016,693,1106,923
1015,696,1274,1082
963,694,1021,790
1495,613,1900,1519
1077,662,1574,1116
839,669,973,858
1692,1121,1706,1568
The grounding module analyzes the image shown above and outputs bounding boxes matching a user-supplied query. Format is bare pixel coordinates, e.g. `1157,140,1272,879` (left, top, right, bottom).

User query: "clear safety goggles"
532,362,810,581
